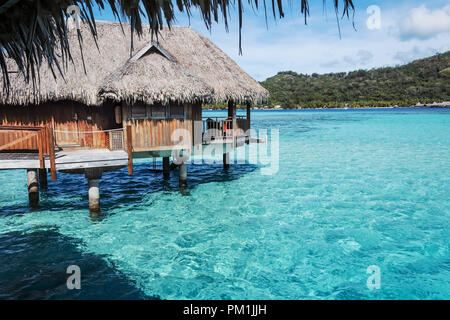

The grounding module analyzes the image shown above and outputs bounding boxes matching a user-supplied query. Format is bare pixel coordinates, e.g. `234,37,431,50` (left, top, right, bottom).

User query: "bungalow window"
130,103,185,119
131,103,146,119
150,105,166,119
169,105,185,119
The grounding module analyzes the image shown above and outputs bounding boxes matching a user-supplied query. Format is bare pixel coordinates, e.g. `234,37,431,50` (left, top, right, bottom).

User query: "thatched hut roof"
0,21,268,106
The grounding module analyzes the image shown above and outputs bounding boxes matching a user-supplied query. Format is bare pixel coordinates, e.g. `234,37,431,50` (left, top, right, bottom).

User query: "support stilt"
27,169,39,206
179,162,187,189
246,102,251,144
85,168,102,213
228,100,236,148
163,157,170,179
223,152,230,170
88,179,100,212
38,168,48,188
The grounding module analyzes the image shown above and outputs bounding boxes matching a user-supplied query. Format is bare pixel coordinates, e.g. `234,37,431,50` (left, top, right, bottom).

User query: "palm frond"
0,0,355,92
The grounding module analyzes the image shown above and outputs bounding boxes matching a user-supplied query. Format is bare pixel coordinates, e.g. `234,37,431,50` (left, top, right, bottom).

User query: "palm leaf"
0,0,355,93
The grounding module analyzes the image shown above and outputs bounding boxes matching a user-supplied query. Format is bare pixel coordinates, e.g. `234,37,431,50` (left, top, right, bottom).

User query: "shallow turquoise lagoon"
0,108,449,299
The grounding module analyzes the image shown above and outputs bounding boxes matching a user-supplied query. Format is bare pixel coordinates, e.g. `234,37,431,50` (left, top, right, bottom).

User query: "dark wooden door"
53,104,80,147
75,107,93,147
53,103,93,148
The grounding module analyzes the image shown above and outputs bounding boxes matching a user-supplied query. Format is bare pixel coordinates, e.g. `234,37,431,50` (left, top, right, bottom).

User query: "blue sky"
91,0,450,81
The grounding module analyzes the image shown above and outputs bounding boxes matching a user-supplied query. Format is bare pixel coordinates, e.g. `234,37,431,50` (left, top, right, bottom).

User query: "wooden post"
37,130,44,169
223,152,230,170
27,169,39,206
88,179,100,212
228,100,236,148
163,157,170,179
38,169,48,188
179,161,187,188
42,127,48,155
85,168,102,213
246,102,251,144
46,126,57,180
126,125,133,175
246,102,251,128
228,100,234,118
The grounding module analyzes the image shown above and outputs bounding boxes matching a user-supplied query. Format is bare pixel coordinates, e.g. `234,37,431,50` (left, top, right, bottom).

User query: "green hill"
260,51,450,108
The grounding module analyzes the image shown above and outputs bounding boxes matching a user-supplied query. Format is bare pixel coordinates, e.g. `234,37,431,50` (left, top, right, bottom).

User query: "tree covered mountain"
260,51,450,108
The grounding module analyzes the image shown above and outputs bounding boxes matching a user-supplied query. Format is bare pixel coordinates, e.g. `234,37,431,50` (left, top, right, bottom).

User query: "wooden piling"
37,130,44,169
163,157,170,179
126,125,133,175
223,152,230,170
85,168,102,213
246,102,251,145
38,168,48,188
46,126,57,180
228,100,237,148
27,169,39,206
179,162,187,188
88,179,100,212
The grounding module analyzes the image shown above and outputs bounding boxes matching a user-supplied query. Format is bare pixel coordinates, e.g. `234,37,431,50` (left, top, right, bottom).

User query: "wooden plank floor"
202,136,264,147
0,140,264,171
0,149,128,170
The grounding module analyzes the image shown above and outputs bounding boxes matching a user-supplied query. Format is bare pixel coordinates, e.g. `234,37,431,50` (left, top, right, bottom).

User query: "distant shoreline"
204,105,450,111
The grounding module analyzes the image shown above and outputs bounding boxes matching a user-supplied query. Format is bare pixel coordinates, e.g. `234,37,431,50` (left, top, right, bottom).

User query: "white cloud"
399,4,450,41
393,46,444,64
173,2,450,80
343,50,374,67
320,60,341,68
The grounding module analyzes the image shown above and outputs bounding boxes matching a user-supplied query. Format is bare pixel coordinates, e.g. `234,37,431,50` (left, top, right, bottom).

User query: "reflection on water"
0,228,151,299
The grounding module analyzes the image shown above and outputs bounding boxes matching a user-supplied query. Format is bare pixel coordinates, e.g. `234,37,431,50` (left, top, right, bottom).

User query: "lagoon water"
0,108,449,299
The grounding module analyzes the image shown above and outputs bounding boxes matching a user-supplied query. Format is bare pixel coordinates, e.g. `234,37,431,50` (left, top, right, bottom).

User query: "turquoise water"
0,108,449,299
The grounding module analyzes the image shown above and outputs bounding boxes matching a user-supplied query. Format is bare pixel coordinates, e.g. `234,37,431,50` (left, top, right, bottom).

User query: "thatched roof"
0,21,268,106
0,1,354,92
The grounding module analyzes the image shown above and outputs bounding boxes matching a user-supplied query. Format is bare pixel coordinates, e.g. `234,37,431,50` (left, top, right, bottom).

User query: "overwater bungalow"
0,22,268,211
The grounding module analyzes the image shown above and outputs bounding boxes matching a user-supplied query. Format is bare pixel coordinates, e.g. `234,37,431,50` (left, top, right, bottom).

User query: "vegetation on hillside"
203,102,249,110
260,51,450,108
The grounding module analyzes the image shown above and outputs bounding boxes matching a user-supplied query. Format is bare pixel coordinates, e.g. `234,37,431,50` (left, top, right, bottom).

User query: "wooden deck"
0,138,263,172
202,136,264,146
0,149,128,171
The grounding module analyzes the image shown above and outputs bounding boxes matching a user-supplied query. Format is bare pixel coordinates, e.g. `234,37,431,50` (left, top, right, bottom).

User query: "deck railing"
53,127,132,175
202,116,250,142
109,130,124,150
53,128,125,150
0,126,57,180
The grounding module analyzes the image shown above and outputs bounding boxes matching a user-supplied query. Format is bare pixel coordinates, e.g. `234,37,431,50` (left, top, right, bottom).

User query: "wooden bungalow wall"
124,103,202,151
0,101,116,151
1,101,204,152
